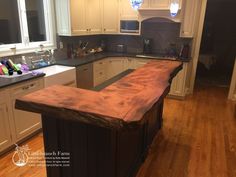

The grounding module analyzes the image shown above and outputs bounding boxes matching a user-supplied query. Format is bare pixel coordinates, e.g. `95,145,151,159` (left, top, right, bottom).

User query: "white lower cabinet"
93,59,108,86
106,58,125,79
92,57,188,98
0,91,12,152
10,79,44,141
0,78,44,154
169,63,188,98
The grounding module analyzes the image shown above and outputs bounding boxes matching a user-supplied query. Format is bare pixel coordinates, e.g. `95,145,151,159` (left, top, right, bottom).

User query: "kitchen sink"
35,65,76,87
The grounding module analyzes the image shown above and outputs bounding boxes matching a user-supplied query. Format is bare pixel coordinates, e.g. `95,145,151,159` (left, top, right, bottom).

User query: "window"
0,0,55,57
0,0,22,45
25,0,47,42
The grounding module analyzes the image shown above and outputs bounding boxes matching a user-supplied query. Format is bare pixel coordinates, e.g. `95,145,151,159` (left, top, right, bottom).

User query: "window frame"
0,0,56,57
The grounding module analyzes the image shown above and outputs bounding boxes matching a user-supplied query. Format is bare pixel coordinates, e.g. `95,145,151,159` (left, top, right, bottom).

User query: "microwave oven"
120,20,140,33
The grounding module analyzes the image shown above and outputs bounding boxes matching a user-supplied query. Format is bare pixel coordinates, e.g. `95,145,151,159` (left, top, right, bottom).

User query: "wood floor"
1,85,236,177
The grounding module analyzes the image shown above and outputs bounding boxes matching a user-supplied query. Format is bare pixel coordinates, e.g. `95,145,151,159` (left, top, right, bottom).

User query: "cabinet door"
10,79,44,141
55,0,71,35
150,0,170,9
120,0,139,20
70,0,87,35
107,58,125,79
87,0,102,34
140,0,150,8
93,59,107,86
77,63,94,89
103,0,119,34
169,63,188,97
0,91,12,152
180,0,200,37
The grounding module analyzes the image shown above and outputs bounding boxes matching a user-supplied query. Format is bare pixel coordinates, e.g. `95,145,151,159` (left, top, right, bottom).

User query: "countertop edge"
56,52,190,67
0,73,45,89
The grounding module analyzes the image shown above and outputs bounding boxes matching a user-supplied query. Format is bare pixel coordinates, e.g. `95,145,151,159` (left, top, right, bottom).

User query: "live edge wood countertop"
15,60,182,130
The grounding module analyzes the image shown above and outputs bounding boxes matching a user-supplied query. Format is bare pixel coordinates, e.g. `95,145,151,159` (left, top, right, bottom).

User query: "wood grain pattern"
15,60,182,129
1,85,235,177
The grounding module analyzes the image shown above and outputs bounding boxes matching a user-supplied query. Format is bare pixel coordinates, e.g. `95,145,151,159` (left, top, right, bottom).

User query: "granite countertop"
56,52,190,67
0,73,45,89
15,60,182,130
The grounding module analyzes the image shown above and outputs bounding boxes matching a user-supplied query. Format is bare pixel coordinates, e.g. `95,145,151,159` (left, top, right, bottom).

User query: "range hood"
138,8,183,23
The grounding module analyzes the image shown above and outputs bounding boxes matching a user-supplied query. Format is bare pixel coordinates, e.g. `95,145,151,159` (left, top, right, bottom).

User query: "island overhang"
15,60,182,130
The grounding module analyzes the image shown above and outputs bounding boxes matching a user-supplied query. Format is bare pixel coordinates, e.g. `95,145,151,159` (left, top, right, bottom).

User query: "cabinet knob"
104,28,106,32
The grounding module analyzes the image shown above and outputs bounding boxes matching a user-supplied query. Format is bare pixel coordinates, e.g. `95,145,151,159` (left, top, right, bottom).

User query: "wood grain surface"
2,85,235,177
15,60,182,129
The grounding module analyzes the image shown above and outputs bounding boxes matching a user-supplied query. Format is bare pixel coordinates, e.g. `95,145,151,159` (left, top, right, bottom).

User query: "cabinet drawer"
10,79,44,98
93,60,107,72
94,69,106,76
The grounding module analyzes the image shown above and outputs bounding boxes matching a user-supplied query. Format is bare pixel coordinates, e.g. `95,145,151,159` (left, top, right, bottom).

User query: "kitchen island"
15,60,182,177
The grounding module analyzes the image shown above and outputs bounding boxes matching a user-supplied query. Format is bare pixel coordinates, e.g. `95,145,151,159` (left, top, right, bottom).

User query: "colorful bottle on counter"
8,59,23,75
1,59,23,75
0,63,9,75
1,60,13,75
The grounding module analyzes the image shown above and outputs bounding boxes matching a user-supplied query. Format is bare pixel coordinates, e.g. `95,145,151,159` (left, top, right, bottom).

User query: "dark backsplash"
58,21,192,56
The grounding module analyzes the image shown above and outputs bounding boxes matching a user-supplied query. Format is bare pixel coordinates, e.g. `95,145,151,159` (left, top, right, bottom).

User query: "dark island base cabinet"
41,101,164,177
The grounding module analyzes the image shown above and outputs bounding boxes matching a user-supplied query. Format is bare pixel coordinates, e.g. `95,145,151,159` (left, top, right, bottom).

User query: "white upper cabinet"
141,0,150,8
180,0,201,38
120,0,139,20
140,0,182,9
150,0,170,9
103,0,119,34
56,0,118,36
87,0,102,34
70,0,87,35
55,0,71,35
55,0,101,36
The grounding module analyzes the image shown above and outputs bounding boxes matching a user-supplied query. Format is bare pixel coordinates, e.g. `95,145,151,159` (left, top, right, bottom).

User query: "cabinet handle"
99,72,103,75
86,29,89,31
83,68,88,71
99,62,103,64
22,86,30,90
104,28,106,32
22,83,35,91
